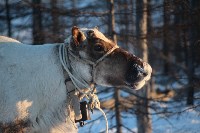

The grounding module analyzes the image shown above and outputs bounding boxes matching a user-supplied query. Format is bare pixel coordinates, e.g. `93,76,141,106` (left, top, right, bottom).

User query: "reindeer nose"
126,62,148,83
135,64,148,76
87,30,94,38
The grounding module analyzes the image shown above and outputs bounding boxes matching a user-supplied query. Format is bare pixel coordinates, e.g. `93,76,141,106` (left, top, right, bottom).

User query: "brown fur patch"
0,120,31,133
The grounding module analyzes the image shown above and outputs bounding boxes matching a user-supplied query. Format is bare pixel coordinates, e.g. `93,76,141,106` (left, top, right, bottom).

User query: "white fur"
0,36,21,43
0,43,77,133
81,28,113,44
92,28,113,44
135,62,152,90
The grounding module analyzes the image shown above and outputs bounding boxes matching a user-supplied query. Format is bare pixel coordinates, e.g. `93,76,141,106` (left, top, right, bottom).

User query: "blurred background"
0,0,200,133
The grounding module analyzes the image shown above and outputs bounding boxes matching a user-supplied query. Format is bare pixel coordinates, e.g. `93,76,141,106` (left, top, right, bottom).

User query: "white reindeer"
0,27,152,133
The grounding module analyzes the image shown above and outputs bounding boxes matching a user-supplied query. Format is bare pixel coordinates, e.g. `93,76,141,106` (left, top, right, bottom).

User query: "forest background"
0,0,200,133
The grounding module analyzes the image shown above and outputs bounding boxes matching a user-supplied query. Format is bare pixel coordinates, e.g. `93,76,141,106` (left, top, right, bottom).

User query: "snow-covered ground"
78,106,200,133
78,87,200,133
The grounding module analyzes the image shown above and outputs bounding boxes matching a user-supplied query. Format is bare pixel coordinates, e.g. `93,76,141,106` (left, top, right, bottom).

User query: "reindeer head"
67,26,152,90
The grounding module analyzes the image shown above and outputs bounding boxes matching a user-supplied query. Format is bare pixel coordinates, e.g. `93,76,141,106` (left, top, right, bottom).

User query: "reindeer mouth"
125,78,148,90
124,81,142,90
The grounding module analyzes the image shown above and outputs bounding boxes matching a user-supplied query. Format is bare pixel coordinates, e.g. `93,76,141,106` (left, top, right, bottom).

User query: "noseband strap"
68,44,119,82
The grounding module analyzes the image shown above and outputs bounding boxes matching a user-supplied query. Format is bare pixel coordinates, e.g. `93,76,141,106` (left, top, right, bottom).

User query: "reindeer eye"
94,44,104,51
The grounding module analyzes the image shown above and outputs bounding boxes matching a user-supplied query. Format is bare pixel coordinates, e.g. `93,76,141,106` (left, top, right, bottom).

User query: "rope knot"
88,93,100,111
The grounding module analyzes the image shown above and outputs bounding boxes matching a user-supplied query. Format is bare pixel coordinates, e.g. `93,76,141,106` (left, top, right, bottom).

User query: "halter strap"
59,38,118,95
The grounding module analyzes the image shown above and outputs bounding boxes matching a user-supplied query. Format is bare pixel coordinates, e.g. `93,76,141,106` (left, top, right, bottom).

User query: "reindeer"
0,26,152,133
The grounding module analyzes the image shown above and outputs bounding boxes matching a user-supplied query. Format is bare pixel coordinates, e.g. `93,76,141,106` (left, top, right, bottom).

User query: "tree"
186,0,200,105
50,0,59,42
5,0,11,37
109,0,122,133
32,0,44,44
136,0,152,133
163,0,171,75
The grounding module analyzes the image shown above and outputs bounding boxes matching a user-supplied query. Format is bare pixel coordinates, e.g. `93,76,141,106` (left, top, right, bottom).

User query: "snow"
78,105,200,133
153,110,200,133
77,86,200,133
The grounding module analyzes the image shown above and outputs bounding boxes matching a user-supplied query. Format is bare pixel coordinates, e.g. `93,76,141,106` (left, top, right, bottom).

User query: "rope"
59,37,118,95
96,107,109,133
59,34,118,133
88,93,108,133
59,43,94,95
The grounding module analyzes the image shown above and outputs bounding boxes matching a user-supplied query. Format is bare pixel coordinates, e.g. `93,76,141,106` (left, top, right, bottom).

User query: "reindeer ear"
94,26,98,30
71,26,86,46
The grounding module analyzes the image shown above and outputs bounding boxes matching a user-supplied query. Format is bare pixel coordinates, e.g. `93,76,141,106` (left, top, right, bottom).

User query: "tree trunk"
174,0,182,64
186,0,199,105
5,0,11,37
32,0,44,44
136,85,152,133
72,0,77,25
51,0,60,42
163,0,170,75
136,0,152,133
110,0,117,44
109,0,122,133
114,88,122,133
117,0,134,48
